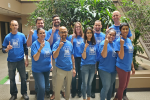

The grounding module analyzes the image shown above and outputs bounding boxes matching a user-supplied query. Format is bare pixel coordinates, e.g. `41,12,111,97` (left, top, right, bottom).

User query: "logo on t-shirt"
43,48,51,57
95,37,103,44
76,39,82,47
126,43,133,53
112,51,117,57
11,38,20,48
89,45,96,55
63,46,71,57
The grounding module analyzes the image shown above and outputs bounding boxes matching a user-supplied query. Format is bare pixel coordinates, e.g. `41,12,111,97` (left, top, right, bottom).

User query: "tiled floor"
0,52,150,100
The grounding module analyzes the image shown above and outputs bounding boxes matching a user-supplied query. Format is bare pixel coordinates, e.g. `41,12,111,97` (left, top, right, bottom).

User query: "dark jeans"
8,59,27,95
32,71,50,100
91,62,102,93
71,57,82,93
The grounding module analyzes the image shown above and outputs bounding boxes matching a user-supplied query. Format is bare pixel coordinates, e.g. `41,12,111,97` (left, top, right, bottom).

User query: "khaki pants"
52,59,65,92
55,67,72,100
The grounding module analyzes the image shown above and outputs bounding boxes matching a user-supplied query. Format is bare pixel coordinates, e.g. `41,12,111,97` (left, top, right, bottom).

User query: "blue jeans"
81,64,95,99
99,69,116,100
71,57,82,93
32,71,50,100
8,59,27,95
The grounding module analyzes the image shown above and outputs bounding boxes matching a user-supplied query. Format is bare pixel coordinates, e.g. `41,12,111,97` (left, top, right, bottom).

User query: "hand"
50,66,53,71
29,26,34,35
72,33,76,39
104,37,109,45
7,41,13,51
93,28,95,33
40,42,45,49
72,69,76,77
85,40,89,48
52,23,56,34
59,38,64,48
131,67,135,75
25,59,29,67
106,25,110,33
120,35,124,46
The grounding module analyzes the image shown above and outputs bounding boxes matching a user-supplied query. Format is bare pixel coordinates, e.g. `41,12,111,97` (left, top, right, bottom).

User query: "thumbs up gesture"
29,26,34,35
120,35,124,46
40,41,45,49
59,38,64,48
7,41,13,51
85,40,89,48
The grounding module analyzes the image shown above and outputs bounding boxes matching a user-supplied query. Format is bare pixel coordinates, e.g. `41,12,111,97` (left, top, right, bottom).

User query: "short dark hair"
37,28,44,34
84,27,96,45
119,23,129,31
52,14,59,20
36,17,44,24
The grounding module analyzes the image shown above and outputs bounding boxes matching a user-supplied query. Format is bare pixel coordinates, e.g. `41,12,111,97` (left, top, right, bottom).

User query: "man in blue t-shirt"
26,17,51,98
108,11,133,100
47,15,66,99
2,20,29,100
91,20,105,98
52,26,76,100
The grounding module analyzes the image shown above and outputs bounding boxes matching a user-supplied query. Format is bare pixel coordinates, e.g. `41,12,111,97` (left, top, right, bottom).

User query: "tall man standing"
47,15,66,100
2,20,29,100
91,20,105,98
52,26,76,100
108,11,132,100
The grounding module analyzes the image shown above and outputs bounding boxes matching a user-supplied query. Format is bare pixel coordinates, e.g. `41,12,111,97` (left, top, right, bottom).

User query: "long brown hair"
73,22,84,38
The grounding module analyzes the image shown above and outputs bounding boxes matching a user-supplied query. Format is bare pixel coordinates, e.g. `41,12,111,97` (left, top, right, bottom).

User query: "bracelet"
73,68,75,70
38,50,41,53
84,50,86,52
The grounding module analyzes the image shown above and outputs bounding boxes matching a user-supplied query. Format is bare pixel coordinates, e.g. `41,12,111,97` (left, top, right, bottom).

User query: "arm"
33,42,45,61
82,40,89,59
53,40,64,59
131,61,135,75
118,36,124,59
101,39,109,58
72,55,76,77
48,32,54,46
23,43,29,67
27,26,34,47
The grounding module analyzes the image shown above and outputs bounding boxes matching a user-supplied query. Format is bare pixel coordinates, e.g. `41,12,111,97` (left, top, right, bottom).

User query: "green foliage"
27,0,116,34
120,0,150,69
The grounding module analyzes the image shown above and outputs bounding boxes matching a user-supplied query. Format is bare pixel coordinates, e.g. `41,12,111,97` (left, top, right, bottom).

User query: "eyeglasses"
53,19,60,21
86,32,92,34
76,26,81,28
59,31,67,34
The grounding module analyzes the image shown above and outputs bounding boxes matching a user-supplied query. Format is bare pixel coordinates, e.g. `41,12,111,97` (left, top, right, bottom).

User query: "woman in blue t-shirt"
98,29,116,100
31,28,52,100
113,23,135,100
80,27,96,100
71,22,84,98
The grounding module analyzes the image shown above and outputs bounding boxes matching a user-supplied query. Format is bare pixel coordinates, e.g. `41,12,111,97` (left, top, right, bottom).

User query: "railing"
117,0,150,60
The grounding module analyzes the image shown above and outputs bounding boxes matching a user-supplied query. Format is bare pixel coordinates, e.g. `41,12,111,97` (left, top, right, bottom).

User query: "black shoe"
45,91,50,98
91,92,95,98
22,94,29,100
71,93,76,98
78,91,82,98
9,95,17,100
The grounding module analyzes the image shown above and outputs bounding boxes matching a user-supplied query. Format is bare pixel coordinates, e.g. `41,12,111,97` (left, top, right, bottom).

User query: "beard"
54,22,60,27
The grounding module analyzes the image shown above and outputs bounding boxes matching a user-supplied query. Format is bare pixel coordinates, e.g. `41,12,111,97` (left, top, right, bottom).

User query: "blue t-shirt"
115,37,133,72
31,30,49,43
2,32,26,62
80,41,97,66
31,40,52,73
94,32,105,61
98,40,116,73
66,35,72,42
73,36,83,57
110,25,132,41
52,40,74,71
47,29,60,49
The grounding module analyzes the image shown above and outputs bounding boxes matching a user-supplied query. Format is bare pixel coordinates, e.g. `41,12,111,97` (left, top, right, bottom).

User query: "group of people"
2,10,135,100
